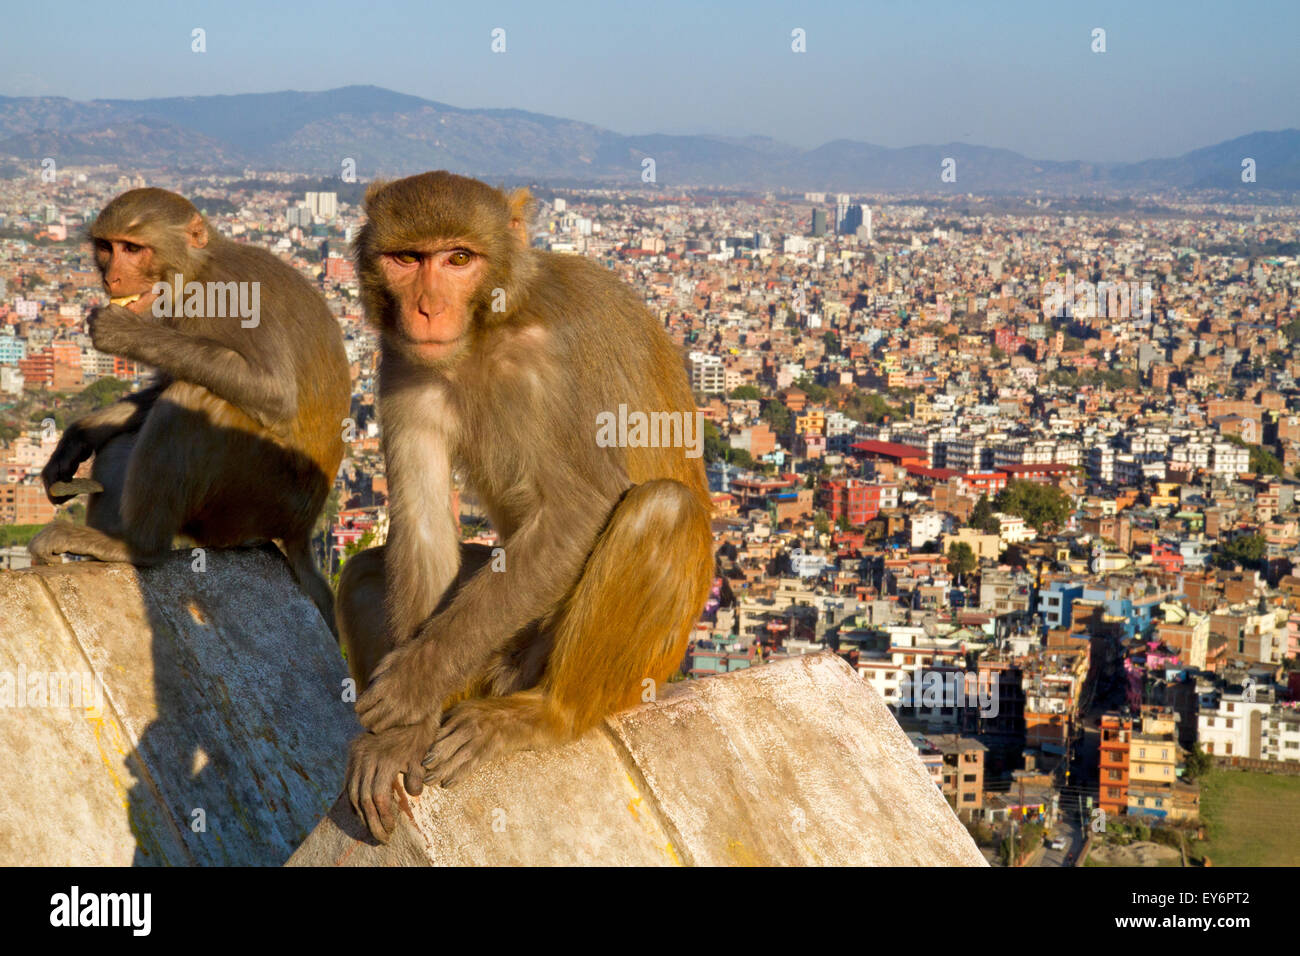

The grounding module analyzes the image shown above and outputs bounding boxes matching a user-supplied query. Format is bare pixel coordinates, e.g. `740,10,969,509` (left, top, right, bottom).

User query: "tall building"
811,208,828,237
838,203,863,235
304,191,338,220
854,206,873,243
835,194,851,232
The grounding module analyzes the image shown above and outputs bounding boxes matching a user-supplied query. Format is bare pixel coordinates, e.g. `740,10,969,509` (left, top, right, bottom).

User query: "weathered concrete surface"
0,547,358,866
290,652,986,866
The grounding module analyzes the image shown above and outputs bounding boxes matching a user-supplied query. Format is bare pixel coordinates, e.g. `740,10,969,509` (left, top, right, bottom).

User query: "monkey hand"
346,721,436,844
40,430,92,504
88,302,155,358
355,639,443,732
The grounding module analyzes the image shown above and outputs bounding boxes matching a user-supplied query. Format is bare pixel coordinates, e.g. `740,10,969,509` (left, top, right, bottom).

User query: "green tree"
794,376,831,403
843,390,902,424
947,541,977,577
995,480,1071,533
728,384,761,401
1184,744,1212,781
761,399,792,435
1216,533,1266,570
813,510,831,536
970,494,1001,534
729,447,754,470
80,377,132,410
702,419,727,463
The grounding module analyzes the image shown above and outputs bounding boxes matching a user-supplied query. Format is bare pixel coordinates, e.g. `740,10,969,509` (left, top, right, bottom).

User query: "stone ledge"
0,547,357,866
290,652,986,866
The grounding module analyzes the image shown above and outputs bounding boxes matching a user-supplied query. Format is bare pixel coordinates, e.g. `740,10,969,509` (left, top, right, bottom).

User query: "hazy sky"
2,0,1296,163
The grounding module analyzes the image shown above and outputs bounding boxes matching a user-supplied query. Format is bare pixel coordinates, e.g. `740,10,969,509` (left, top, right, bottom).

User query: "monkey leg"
28,432,136,564
337,546,390,688
423,479,713,787
85,431,135,535
338,542,507,691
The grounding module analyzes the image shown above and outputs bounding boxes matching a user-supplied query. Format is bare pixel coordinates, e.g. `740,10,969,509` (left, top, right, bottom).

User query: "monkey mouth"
110,293,143,307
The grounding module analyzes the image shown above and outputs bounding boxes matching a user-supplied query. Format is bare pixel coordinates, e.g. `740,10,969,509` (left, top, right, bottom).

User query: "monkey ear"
186,214,209,249
507,188,534,246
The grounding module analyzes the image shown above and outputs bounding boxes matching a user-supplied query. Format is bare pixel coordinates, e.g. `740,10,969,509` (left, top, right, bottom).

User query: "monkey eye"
447,250,474,267
389,252,421,265
121,241,143,254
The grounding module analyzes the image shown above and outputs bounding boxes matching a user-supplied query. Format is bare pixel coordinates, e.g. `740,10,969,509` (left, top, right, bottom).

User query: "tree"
729,447,754,470
728,384,761,401
995,480,1071,533
761,399,792,435
1216,533,1266,570
1184,744,1212,781
80,376,132,410
794,376,831,403
970,494,1001,534
843,390,903,424
947,541,977,577
702,419,728,463
813,510,831,536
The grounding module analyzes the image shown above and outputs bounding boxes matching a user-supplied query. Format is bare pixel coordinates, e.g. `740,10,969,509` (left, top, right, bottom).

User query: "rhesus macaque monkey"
340,172,713,841
30,188,351,631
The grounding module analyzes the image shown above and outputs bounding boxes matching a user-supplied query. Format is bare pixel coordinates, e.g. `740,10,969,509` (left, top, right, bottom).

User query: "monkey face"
94,237,158,299
379,243,488,364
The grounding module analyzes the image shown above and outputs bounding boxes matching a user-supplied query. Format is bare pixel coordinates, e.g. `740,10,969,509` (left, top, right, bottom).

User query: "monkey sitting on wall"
30,188,351,632
339,171,713,842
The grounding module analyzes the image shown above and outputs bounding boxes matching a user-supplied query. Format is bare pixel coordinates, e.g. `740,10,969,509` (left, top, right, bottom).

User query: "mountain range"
1,85,1297,194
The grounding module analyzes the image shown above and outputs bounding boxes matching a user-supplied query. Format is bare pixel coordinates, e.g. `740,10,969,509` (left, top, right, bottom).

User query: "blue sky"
1,0,1296,163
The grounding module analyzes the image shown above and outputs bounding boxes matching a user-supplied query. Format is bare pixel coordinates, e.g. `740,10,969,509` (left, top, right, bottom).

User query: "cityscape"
3,161,1298,868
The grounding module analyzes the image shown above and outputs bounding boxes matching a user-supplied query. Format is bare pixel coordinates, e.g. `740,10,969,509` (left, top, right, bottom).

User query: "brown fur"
30,188,351,632
339,171,713,842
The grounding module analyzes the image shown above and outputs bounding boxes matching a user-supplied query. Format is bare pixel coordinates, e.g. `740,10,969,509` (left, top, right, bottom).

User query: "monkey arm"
90,307,296,426
357,501,606,732
41,379,169,502
74,378,169,450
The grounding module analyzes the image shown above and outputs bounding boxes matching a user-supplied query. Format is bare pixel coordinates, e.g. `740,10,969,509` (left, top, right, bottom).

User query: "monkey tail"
283,534,338,638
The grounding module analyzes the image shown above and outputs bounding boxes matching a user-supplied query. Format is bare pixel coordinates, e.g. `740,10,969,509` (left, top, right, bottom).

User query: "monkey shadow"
91,416,344,865
122,538,340,867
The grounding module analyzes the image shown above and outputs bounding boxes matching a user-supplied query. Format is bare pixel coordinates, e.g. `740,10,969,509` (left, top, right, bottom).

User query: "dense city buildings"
4,166,1300,864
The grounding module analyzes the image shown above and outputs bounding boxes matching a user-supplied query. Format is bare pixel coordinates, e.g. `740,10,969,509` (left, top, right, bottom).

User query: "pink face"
94,236,157,297
381,242,488,363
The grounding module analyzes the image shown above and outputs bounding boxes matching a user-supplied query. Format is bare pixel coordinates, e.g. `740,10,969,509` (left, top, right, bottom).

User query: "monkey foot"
422,694,551,789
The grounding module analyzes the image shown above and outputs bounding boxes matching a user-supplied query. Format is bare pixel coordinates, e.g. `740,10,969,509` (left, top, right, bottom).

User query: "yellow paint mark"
85,712,133,811
662,841,683,866
725,838,762,867
627,796,642,819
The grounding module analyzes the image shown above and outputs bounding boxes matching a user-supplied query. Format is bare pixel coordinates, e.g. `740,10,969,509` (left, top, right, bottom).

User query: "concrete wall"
290,652,986,866
0,548,983,867
0,547,357,865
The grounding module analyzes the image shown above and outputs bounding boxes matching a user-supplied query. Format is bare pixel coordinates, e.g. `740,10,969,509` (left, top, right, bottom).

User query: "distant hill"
0,85,1296,193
